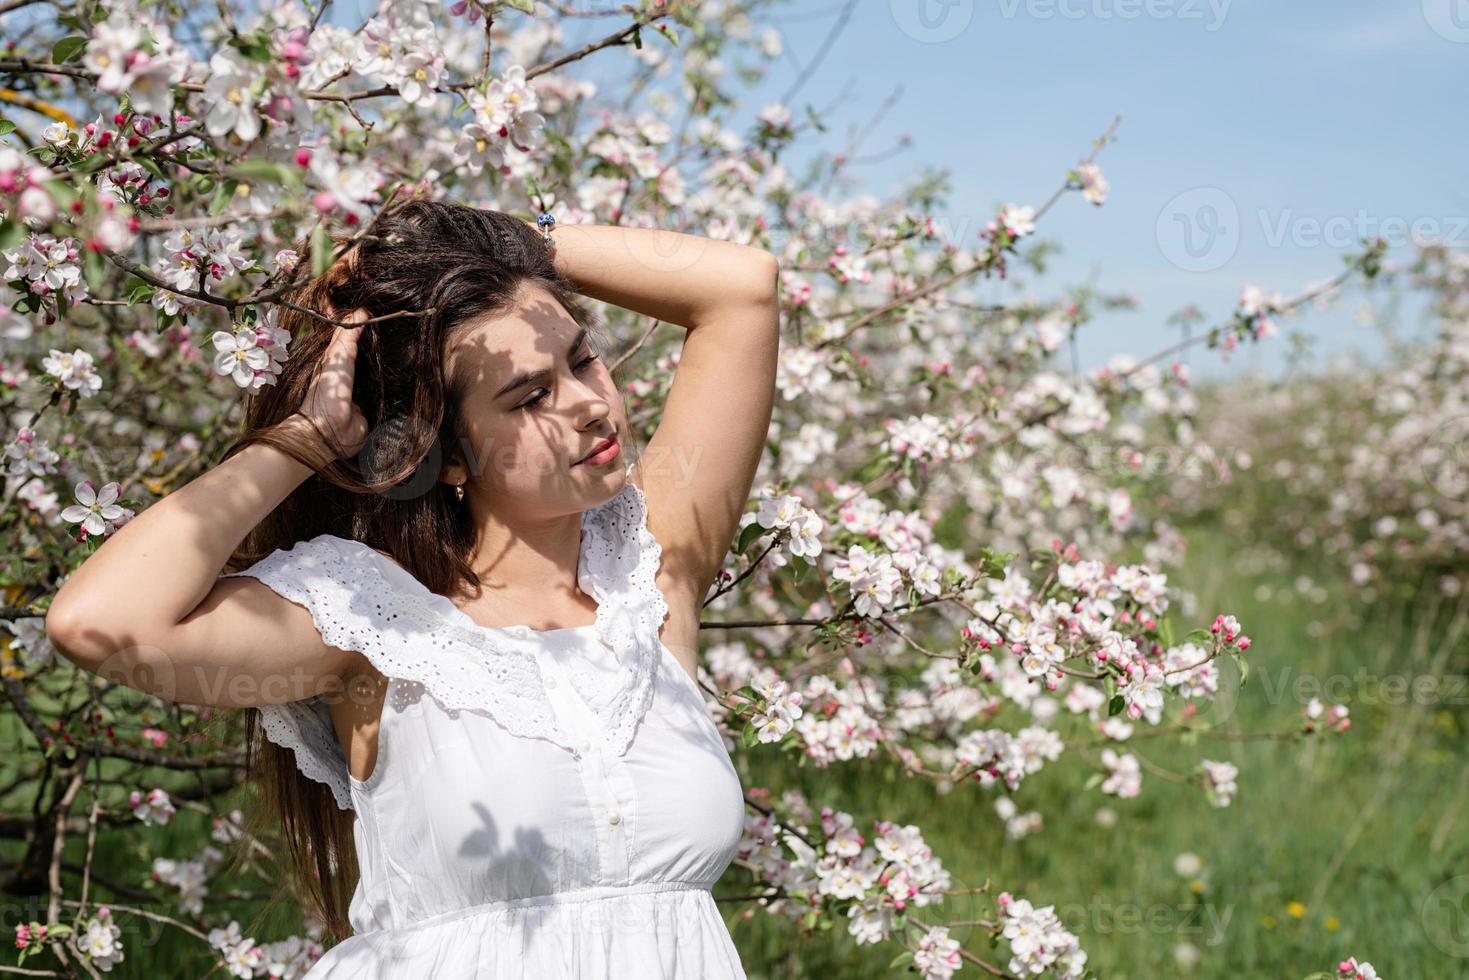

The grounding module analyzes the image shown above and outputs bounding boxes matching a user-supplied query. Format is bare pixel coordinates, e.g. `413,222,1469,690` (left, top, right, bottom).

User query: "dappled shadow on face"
442,282,626,502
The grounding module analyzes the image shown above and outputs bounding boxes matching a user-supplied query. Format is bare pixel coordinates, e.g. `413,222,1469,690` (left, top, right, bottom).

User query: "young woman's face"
442,281,627,516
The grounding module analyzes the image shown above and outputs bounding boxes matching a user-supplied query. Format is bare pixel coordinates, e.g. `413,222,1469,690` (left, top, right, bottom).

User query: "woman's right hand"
282,309,372,469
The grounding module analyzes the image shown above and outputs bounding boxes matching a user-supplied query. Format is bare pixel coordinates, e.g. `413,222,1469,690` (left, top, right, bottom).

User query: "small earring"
454,483,465,502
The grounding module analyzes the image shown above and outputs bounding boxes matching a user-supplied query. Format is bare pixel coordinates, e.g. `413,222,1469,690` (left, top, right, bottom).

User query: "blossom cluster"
997,892,1088,978
210,310,293,391
735,800,955,949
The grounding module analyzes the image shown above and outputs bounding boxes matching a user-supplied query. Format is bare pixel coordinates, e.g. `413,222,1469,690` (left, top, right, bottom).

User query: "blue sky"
631,0,1468,379
48,0,1454,380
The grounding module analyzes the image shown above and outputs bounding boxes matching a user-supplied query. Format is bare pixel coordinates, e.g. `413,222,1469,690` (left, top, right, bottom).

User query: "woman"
46,198,781,977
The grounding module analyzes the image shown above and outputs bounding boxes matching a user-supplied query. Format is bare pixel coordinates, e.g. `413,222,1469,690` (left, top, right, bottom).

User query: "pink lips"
576,433,620,466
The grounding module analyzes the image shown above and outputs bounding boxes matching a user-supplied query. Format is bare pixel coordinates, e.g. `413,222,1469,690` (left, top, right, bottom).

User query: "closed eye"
516,353,600,411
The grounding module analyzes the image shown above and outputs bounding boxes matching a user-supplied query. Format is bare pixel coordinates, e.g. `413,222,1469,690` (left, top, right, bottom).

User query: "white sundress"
222,479,749,978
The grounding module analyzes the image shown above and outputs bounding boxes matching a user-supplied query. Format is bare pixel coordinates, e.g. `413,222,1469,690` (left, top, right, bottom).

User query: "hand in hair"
278,309,372,471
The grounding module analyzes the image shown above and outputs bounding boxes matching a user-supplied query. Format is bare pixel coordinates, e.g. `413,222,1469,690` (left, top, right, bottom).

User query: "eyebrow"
493,327,590,399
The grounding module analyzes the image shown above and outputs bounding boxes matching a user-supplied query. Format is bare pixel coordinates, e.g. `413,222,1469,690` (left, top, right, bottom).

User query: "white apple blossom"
211,324,287,391
71,906,125,971
304,151,384,225
208,920,265,979
1338,957,1382,980
6,234,87,304
1076,161,1109,206
774,345,833,401
129,787,177,826
1163,642,1219,699
153,854,213,916
83,20,142,93
60,479,126,536
829,544,902,617
1200,759,1239,807
997,893,1087,978
41,348,104,398
2,617,55,674
5,427,60,477
751,677,804,743
913,924,963,980
203,48,266,142
990,203,1036,239
1117,660,1165,724
1100,748,1141,798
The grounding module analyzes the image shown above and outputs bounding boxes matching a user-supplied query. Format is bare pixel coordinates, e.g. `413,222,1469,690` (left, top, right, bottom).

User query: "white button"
579,739,593,754
544,675,557,688
607,810,622,826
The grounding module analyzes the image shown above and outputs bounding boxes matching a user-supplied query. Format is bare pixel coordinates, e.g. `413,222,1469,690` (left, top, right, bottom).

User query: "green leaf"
135,154,168,183
1083,771,1103,791
231,30,276,63
735,520,766,555
741,721,758,748
228,159,304,190
0,220,24,253
127,282,156,305
1107,694,1125,717
1232,651,1250,687
311,225,332,278
503,0,535,11
0,119,16,139
83,249,107,292
45,178,79,209
52,36,88,64
888,950,915,969
207,178,238,217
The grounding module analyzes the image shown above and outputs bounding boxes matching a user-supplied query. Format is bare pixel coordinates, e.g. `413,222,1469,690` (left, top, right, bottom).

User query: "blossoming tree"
0,0,1389,976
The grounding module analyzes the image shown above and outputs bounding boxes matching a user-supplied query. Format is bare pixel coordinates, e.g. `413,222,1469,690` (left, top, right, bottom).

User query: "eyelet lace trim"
222,479,668,811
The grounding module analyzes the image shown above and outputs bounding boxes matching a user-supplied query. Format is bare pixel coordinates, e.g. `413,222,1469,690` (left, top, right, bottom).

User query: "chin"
586,464,628,490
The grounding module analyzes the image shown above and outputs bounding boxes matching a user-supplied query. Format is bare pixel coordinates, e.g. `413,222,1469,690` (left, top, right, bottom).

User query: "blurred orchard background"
0,0,1464,977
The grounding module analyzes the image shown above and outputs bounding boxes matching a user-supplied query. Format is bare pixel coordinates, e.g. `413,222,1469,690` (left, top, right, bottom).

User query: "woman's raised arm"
523,217,782,611
45,318,372,708
520,219,779,329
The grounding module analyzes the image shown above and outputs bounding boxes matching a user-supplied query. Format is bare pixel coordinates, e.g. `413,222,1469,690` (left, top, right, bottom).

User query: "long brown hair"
217,197,604,944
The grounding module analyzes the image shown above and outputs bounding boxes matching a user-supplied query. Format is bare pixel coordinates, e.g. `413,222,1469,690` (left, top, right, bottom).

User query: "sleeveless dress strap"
221,478,668,810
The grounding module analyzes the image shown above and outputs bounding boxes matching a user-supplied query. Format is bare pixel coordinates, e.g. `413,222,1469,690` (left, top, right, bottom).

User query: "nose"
571,375,612,427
